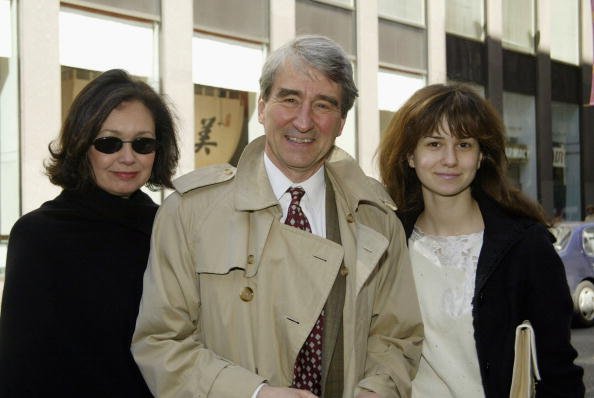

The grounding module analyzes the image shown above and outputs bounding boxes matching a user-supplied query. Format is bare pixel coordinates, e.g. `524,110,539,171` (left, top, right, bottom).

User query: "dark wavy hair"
45,69,179,191
378,83,547,225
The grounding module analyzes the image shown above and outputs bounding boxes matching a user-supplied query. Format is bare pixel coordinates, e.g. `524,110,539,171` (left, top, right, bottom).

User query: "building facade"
1,0,593,275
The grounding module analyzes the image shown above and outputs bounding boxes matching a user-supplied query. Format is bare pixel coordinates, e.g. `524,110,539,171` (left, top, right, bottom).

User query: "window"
583,227,594,256
503,92,537,200
502,0,535,53
1,0,19,282
378,69,425,136
552,101,581,221
550,0,579,65
60,7,157,82
192,34,265,167
445,0,485,41
378,0,425,26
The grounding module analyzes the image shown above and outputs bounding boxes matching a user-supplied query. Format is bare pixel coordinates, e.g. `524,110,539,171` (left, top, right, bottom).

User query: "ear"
335,117,346,138
478,152,484,169
407,154,415,168
257,97,265,124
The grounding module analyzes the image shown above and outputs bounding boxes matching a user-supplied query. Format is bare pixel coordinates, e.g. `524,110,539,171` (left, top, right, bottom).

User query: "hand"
356,392,381,398
258,386,319,398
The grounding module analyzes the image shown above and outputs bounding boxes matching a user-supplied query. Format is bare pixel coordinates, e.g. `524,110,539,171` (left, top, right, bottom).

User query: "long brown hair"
378,83,547,225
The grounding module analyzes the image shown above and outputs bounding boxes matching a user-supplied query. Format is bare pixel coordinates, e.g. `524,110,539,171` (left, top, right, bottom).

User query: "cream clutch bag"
509,320,541,398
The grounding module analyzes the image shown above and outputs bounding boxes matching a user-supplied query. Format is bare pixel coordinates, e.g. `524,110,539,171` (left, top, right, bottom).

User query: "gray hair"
259,35,358,118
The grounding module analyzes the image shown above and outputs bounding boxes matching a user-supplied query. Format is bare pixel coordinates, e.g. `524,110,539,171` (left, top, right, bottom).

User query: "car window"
550,225,572,251
583,227,594,256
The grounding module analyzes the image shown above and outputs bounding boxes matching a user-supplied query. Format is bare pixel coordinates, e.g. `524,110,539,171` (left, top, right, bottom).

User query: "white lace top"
410,227,486,398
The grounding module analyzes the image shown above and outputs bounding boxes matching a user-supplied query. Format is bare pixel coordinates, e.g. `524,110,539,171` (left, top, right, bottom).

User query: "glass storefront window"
59,7,157,81
502,0,535,53
550,0,579,65
445,0,485,41
552,102,580,221
192,34,265,167
378,69,425,135
1,0,19,292
503,92,537,200
378,0,425,26
59,6,161,203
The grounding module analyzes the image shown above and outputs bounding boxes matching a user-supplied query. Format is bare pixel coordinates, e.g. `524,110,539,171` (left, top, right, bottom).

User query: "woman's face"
88,100,156,197
408,123,482,201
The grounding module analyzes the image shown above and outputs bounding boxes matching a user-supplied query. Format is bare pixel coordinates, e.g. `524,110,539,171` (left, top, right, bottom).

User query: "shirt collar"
263,152,325,201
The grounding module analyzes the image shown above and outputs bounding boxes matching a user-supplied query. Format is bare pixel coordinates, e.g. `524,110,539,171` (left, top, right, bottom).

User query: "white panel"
445,0,485,40
550,0,579,65
192,34,264,92
0,0,11,57
378,0,425,26
377,69,425,111
59,8,155,77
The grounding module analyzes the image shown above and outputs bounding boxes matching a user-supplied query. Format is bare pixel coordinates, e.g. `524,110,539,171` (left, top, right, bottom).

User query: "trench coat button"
340,265,349,276
346,213,354,223
240,287,254,302
224,168,234,175
247,254,255,265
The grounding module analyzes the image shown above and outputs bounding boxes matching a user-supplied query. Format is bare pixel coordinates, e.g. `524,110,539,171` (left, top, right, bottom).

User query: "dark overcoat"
0,187,156,397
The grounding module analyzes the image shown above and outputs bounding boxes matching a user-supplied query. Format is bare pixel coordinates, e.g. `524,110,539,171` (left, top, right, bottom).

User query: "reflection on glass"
503,92,537,200
552,101,580,221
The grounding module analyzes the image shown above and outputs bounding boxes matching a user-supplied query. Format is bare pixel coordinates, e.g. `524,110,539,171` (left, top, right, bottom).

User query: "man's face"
258,62,345,183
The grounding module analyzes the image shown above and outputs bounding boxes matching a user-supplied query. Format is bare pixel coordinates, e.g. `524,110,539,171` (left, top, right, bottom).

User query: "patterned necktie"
285,187,324,396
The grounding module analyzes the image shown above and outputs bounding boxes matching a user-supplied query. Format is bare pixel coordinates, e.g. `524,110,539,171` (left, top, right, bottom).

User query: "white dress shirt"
264,153,326,238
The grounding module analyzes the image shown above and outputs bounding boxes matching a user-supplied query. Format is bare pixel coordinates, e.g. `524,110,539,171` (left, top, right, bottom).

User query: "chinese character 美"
195,116,218,155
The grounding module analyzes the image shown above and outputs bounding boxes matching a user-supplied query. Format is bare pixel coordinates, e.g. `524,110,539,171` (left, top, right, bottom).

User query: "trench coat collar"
233,136,389,214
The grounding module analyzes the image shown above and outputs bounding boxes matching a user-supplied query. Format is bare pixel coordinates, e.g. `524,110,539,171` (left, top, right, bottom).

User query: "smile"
113,172,139,180
436,173,460,180
286,136,314,144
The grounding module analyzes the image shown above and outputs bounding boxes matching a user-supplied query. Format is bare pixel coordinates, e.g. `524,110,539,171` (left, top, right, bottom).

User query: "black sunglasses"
92,137,158,155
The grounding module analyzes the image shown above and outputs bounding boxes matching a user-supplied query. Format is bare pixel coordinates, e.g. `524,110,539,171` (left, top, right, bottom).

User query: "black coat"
401,191,584,398
0,187,157,397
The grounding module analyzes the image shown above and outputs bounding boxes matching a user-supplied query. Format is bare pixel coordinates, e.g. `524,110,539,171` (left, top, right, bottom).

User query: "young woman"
378,83,584,397
0,69,179,397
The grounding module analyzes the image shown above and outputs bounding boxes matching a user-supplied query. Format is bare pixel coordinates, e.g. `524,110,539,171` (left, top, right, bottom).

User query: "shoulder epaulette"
172,163,236,194
366,176,398,211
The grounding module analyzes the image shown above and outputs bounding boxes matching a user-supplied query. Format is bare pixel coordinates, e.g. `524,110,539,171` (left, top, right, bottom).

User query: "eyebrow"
275,88,340,108
98,129,155,136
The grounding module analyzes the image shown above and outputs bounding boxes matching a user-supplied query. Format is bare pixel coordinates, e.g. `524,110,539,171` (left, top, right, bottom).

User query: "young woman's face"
87,100,156,197
408,124,483,201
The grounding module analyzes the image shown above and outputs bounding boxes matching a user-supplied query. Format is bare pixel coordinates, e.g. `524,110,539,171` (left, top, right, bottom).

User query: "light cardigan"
409,228,485,398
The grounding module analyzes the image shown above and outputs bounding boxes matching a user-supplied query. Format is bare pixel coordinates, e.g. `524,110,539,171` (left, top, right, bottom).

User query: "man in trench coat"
132,35,423,398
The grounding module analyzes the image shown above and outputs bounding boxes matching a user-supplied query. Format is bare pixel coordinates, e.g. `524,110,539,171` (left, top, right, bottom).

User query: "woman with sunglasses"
0,69,179,397
378,84,583,397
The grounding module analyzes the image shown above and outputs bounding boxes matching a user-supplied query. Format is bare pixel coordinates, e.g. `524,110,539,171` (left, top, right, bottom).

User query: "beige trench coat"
132,137,423,398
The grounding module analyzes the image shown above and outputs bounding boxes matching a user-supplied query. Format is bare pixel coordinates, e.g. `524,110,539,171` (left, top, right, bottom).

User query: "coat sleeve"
355,215,424,397
524,226,584,397
131,192,265,398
